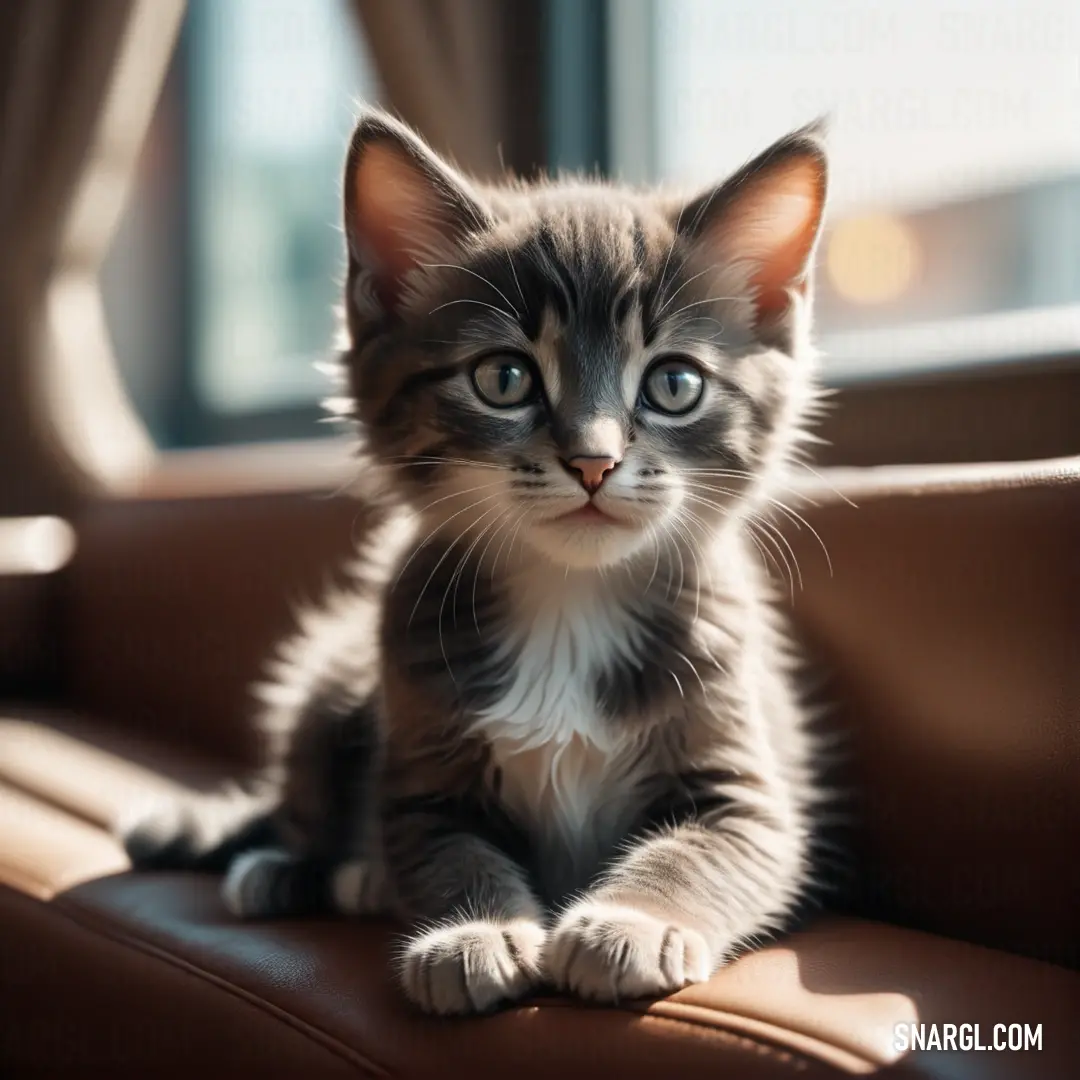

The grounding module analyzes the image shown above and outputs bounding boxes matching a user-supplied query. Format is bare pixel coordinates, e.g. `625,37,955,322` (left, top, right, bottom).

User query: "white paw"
221,848,291,918
399,919,546,1015
547,901,713,1002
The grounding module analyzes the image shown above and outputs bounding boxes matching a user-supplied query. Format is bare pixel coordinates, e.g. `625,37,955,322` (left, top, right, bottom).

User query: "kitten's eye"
471,355,536,408
642,358,704,416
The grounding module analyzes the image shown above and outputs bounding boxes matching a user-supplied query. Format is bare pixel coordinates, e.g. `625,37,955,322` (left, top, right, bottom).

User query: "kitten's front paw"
399,919,546,1015
116,794,196,869
547,901,713,1003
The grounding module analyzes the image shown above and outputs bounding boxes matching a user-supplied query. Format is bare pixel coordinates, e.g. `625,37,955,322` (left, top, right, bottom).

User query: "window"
612,0,1080,380
103,0,378,447
105,0,1080,450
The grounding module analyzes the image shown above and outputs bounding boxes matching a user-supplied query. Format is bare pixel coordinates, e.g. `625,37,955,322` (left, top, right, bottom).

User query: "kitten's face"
341,114,827,571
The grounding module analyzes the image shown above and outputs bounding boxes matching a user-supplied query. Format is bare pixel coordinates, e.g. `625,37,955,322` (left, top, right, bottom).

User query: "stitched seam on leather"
528,999,846,1075
0,866,52,900
635,1001,877,1073
0,854,132,901
627,1010,850,1075
50,895,391,1078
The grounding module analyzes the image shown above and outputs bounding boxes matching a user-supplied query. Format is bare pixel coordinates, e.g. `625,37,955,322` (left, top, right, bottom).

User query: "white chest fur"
470,575,645,881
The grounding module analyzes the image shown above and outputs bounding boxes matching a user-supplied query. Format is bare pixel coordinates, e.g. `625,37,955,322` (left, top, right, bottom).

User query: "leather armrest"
0,575,60,697
785,457,1080,968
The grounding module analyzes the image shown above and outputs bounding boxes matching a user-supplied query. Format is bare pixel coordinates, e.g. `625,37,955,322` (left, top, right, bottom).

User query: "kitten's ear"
678,120,828,343
344,109,489,312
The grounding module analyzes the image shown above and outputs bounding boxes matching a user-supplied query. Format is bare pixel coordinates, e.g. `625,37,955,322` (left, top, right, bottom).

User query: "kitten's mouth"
551,503,627,527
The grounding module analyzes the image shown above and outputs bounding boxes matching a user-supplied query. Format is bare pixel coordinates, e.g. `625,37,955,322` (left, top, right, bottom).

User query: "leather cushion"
2,713,1078,1077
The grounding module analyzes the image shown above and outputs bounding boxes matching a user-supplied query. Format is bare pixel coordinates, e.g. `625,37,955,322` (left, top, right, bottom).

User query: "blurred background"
101,0,1080,448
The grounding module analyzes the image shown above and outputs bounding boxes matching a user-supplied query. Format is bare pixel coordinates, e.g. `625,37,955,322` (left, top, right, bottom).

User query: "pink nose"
564,456,620,494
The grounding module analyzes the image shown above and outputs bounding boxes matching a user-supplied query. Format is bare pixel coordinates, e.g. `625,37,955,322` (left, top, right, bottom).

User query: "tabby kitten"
120,108,829,1016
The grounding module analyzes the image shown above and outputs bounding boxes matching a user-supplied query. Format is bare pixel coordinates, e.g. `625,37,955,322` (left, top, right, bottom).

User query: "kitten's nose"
562,455,621,494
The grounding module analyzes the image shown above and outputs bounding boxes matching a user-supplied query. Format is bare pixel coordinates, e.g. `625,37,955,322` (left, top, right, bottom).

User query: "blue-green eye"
642,359,704,415
471,356,536,408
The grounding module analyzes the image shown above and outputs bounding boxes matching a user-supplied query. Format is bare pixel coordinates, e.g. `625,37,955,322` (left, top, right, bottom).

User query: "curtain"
0,0,181,514
349,0,546,181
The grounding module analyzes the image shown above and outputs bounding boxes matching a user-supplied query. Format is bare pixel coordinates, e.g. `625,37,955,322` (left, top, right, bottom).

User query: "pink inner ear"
718,158,826,324
350,143,449,309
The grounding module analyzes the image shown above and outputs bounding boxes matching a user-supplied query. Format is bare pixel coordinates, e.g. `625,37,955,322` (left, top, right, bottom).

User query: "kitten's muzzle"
559,455,621,494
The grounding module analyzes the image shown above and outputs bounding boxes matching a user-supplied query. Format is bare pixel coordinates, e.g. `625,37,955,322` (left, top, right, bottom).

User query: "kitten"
120,108,829,1016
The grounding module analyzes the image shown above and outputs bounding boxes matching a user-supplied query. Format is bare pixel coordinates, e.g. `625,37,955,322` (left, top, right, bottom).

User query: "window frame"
111,0,1080,457
129,0,373,449
604,0,1080,390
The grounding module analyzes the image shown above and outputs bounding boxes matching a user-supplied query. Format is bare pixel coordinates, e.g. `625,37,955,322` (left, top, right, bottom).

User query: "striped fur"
120,109,831,1015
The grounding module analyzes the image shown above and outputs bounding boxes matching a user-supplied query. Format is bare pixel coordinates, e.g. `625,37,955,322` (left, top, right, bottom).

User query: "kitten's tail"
116,781,279,874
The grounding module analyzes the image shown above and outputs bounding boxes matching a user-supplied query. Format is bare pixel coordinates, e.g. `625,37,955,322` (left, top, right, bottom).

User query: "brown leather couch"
1,450,1078,1077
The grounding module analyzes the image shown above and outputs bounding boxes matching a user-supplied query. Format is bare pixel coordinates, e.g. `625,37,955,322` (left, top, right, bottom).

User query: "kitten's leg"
121,521,397,900
118,783,277,872
216,691,384,918
220,849,387,918
121,688,383,925
548,773,805,1002
390,823,546,1016
221,849,322,917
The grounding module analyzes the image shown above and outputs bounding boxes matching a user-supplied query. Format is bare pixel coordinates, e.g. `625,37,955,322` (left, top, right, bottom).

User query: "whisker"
409,498,502,633
667,668,685,699
435,504,505,682
686,314,727,339
681,467,830,514
680,491,780,581
654,263,718,317
504,246,527,308
655,509,730,677
666,512,703,625
677,481,831,574
665,295,741,321
678,484,742,509
673,647,709,699
746,515,797,599
792,461,859,508
314,465,372,502
644,524,662,594
751,514,804,593
680,468,755,480
663,519,687,603
381,456,510,472
491,508,529,582
680,481,742,500
743,517,787,583
420,263,520,318
673,505,719,596
764,499,834,578
471,509,514,633
655,203,686,310
410,479,508,519
507,509,531,570
677,504,726,616
427,298,519,322
448,504,504,626
455,505,509,626
393,489,503,590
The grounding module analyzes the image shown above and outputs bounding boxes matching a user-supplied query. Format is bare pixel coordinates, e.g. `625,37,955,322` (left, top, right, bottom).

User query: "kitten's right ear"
676,120,828,346
344,110,489,313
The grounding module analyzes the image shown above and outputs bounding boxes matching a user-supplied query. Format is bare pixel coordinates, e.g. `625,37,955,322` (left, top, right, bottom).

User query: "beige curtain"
0,0,179,514
349,0,546,180
0,0,542,514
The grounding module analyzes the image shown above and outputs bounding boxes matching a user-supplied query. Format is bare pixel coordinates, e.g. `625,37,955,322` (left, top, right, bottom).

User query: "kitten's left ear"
343,109,490,313
678,120,828,345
